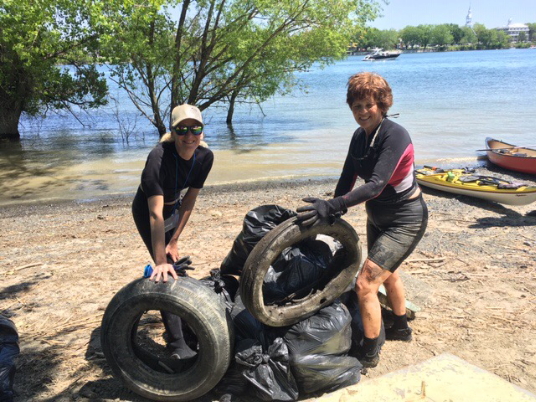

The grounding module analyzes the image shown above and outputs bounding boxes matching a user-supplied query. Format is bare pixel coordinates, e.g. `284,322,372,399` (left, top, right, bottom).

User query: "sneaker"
385,326,412,341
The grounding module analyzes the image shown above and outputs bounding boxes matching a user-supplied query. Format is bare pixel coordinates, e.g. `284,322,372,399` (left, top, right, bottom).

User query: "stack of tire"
101,205,364,401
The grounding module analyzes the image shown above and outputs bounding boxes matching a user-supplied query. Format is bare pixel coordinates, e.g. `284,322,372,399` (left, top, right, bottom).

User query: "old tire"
101,276,233,401
241,216,362,327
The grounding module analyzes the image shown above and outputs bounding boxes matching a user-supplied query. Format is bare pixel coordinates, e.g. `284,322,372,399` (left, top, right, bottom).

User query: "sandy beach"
1,171,536,401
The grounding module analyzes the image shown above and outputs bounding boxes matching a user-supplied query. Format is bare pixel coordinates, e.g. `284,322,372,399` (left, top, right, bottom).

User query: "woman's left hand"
165,239,180,262
150,262,178,283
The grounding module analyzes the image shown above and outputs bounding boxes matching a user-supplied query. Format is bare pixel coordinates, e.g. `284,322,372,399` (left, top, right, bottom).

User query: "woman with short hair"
297,72,428,368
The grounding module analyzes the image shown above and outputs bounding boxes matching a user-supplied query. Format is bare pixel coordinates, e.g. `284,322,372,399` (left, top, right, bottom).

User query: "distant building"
465,7,473,28
496,19,529,42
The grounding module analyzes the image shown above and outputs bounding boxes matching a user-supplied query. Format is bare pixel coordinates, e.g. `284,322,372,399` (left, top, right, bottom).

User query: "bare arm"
147,194,178,282
166,187,201,261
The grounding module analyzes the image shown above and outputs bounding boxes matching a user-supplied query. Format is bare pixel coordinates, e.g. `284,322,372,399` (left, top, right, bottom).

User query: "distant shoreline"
349,46,531,56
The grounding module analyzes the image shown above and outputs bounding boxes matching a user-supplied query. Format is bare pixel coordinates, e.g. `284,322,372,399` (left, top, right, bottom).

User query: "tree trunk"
0,106,22,141
226,91,238,125
157,120,167,137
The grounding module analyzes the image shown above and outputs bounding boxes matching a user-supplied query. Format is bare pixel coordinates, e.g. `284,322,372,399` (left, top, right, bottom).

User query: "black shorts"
365,194,428,273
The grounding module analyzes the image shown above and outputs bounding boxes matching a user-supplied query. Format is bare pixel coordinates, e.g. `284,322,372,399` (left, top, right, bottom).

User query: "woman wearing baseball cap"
132,104,214,359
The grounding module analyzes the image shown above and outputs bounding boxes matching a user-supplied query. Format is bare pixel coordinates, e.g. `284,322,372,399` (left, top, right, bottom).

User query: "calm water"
1,49,535,206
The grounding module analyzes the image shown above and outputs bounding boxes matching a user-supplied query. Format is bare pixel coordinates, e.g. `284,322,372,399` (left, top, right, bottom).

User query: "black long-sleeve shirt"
334,118,416,207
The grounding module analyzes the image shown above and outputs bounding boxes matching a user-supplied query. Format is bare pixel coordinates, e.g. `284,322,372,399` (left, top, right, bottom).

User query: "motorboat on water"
363,48,400,61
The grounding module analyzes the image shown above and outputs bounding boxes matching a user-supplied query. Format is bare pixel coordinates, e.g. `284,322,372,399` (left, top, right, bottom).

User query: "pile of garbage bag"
211,205,369,401
104,204,376,401
213,294,361,401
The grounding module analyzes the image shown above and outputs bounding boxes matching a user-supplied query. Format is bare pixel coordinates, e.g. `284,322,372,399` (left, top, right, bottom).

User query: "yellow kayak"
415,167,536,206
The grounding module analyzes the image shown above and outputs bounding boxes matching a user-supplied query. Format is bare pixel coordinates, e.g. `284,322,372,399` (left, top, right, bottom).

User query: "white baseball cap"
171,104,203,128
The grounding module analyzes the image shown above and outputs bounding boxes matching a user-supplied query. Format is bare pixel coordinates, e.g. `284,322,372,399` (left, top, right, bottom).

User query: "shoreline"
0,176,339,211
0,155,495,209
0,155,532,212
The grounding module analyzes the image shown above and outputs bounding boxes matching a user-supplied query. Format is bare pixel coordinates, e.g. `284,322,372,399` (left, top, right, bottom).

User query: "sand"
1,173,536,401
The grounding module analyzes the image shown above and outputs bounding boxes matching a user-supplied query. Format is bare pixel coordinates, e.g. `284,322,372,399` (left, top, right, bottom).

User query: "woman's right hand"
149,263,178,283
165,239,180,262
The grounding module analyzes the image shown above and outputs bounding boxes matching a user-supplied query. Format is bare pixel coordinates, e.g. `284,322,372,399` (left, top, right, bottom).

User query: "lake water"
1,49,535,206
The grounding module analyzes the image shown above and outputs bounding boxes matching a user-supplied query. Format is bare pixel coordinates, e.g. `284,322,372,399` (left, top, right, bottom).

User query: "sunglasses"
174,125,203,136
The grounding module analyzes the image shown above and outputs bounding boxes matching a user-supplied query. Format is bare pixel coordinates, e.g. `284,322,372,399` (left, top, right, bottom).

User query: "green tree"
377,29,400,50
460,26,477,46
100,0,382,135
517,31,527,42
527,23,536,41
473,23,493,47
0,0,111,141
416,24,434,49
445,23,464,44
400,25,421,49
431,24,454,47
358,27,398,50
494,31,510,48
356,27,380,50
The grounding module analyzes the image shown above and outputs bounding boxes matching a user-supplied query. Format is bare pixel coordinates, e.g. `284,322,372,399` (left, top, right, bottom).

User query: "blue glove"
296,197,347,226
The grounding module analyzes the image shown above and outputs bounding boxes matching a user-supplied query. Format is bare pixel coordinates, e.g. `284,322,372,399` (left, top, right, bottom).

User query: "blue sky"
369,0,536,30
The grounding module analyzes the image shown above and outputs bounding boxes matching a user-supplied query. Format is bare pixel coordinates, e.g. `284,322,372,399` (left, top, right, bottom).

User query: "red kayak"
485,137,536,175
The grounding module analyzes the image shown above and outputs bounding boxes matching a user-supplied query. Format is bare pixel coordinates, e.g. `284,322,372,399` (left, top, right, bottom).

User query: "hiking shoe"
170,346,197,360
385,326,412,342
358,350,380,368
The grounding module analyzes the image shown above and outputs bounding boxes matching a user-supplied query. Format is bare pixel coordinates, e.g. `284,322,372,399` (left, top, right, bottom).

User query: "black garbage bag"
230,293,274,346
263,238,334,305
213,301,256,400
212,360,250,400
216,295,297,401
290,354,361,395
0,316,19,402
224,297,360,399
220,205,296,276
235,338,299,402
283,301,361,396
200,268,239,310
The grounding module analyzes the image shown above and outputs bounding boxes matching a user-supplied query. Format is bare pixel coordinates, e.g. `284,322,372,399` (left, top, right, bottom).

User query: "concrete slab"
310,353,536,402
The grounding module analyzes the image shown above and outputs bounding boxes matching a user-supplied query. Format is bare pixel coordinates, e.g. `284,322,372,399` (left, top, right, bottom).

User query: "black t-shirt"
139,141,214,204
